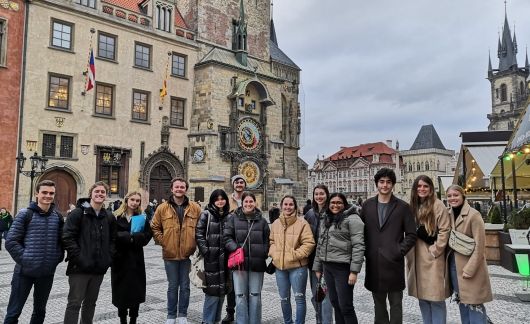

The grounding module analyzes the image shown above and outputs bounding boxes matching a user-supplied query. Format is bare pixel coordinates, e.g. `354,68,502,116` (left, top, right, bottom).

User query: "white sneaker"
166,319,176,324
177,318,188,324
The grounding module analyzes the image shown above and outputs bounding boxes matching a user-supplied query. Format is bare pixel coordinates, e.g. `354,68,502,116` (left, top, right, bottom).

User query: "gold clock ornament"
237,160,261,189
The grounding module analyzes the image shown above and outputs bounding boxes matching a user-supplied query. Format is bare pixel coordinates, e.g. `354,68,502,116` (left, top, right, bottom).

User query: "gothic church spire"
498,10,518,71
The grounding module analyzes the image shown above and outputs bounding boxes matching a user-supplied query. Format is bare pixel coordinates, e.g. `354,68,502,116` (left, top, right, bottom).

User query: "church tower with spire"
487,9,530,131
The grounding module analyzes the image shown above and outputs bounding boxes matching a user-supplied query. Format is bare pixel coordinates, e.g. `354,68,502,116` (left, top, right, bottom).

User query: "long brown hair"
114,191,143,218
410,175,436,236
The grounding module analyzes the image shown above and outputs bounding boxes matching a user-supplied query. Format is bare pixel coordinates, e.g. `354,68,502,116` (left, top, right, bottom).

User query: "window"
51,20,73,50
96,146,130,196
98,32,116,60
500,84,507,102
156,3,172,32
171,53,186,77
48,74,70,109
0,19,6,66
75,0,95,8
170,97,185,126
95,83,114,116
41,132,76,158
132,90,149,121
134,42,151,69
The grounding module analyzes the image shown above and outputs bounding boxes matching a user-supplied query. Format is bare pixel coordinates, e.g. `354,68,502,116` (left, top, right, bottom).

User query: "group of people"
1,167,492,324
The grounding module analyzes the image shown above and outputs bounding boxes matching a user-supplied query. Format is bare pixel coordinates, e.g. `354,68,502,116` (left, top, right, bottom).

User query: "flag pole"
81,28,96,96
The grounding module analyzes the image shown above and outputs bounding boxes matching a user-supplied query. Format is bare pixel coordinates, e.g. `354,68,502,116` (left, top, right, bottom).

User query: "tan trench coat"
406,199,451,301
449,201,493,305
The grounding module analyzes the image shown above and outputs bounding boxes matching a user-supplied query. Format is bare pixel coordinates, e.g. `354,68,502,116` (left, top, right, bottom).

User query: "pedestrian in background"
313,193,364,324
0,207,13,250
151,177,201,324
112,191,152,324
195,189,231,324
446,185,492,324
302,199,312,215
406,175,451,324
304,184,333,324
268,202,280,224
3,180,64,324
63,181,116,324
361,168,417,324
224,192,270,324
269,195,315,324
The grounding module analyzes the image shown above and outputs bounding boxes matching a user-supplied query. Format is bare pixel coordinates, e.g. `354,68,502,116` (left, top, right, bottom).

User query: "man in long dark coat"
361,168,416,324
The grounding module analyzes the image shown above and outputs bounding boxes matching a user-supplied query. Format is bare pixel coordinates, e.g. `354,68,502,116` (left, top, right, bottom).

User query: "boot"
221,313,234,324
130,317,137,324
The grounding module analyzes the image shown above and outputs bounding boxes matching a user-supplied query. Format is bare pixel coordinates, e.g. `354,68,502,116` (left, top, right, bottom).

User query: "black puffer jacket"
196,206,230,296
224,208,270,272
63,198,116,276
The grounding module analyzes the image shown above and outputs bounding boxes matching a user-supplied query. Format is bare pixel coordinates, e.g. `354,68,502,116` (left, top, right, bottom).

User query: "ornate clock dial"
192,148,205,162
238,160,261,189
238,118,262,152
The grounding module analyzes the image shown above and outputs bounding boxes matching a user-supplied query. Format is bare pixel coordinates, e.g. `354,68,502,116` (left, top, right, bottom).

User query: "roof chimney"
386,140,393,148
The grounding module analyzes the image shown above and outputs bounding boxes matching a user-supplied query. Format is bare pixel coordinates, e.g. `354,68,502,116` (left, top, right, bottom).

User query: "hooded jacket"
6,202,64,277
0,210,13,231
63,198,116,275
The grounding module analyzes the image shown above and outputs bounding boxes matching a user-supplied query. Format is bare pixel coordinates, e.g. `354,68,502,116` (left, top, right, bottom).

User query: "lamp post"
16,152,48,204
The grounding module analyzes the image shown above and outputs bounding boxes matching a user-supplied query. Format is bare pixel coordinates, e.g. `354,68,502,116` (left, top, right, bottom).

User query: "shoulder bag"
228,221,254,269
448,229,475,256
189,213,210,288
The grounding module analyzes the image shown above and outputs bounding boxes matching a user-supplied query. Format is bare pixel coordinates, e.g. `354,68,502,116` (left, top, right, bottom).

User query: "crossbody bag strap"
206,212,211,240
241,221,254,247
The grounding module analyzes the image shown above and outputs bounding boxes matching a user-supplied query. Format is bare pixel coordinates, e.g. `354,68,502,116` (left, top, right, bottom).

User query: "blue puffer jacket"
6,202,64,277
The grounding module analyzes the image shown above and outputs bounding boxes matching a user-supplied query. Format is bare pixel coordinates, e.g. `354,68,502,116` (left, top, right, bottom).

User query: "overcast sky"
272,0,530,165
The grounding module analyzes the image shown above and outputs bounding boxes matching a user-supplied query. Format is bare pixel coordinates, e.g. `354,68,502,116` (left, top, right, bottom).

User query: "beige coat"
269,214,315,270
449,201,493,305
406,199,451,301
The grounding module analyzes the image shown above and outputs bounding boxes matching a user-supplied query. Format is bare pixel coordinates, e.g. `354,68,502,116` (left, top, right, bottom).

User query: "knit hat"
231,174,246,185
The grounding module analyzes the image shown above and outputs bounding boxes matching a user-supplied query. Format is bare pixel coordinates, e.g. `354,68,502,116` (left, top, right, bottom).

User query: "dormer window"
156,1,172,33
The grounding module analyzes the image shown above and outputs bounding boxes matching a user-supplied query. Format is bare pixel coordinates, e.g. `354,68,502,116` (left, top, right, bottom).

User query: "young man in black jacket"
63,181,116,324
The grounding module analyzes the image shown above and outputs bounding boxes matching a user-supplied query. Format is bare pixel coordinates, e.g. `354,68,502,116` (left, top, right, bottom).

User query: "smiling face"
329,196,345,215
446,189,464,208
233,179,246,193
377,177,394,196
36,185,55,210
90,185,107,205
126,194,141,213
416,180,432,200
214,195,227,209
313,188,328,209
281,197,296,216
242,195,256,214
171,180,187,199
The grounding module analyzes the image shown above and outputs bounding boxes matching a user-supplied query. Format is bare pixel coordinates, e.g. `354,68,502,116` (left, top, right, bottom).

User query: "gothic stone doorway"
149,164,172,203
41,169,77,216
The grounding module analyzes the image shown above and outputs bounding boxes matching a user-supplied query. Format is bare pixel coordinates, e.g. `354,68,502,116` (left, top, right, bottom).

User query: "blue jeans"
4,270,54,324
203,294,225,324
233,270,264,324
275,267,308,324
418,299,446,324
449,254,488,324
309,270,333,324
164,259,191,319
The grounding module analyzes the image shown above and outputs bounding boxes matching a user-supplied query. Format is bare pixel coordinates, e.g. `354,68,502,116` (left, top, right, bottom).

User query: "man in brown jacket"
151,178,201,324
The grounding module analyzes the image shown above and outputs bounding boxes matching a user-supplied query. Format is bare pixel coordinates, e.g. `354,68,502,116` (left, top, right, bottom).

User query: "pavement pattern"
0,241,529,323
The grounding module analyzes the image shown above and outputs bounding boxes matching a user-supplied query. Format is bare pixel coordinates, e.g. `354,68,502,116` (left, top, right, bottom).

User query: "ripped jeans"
232,270,264,324
275,266,308,324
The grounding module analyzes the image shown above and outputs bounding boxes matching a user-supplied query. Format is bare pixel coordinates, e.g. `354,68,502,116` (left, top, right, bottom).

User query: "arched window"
425,162,429,171
500,84,507,102
417,162,421,171
520,81,525,95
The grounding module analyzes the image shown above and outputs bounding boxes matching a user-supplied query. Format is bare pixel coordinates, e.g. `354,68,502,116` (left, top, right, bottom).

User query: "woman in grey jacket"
313,193,365,324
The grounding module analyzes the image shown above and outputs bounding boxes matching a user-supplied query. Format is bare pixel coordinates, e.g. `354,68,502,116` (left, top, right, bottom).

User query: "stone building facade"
0,0,25,211
16,0,197,214
400,125,456,199
487,11,530,131
308,141,404,202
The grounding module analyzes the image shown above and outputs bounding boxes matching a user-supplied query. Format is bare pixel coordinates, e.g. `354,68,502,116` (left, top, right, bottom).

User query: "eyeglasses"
329,201,344,205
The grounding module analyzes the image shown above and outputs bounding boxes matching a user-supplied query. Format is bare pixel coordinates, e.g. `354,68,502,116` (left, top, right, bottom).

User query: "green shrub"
507,207,530,229
487,205,503,224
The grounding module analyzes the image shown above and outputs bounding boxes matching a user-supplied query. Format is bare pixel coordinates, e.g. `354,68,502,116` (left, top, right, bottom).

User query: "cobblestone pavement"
1,241,528,323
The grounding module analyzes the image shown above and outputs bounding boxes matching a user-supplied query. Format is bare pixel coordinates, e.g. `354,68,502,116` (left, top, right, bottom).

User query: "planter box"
485,224,504,264
498,231,518,272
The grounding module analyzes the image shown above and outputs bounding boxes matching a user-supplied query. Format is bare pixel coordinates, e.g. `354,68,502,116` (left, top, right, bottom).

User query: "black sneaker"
221,314,234,324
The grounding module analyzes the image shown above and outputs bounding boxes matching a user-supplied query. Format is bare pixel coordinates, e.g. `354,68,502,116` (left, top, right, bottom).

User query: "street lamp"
16,152,48,203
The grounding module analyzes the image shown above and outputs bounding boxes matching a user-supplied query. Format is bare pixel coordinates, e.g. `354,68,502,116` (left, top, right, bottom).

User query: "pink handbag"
228,222,254,269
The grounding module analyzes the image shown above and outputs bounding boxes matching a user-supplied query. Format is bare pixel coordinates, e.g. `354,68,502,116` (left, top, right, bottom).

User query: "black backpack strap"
23,209,34,231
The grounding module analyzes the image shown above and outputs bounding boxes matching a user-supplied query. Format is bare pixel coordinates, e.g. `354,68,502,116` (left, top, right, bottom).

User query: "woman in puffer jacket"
313,193,365,324
269,195,315,324
195,189,231,324
224,192,270,324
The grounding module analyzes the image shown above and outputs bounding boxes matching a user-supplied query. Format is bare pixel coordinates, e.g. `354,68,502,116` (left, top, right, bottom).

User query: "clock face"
192,148,205,162
238,118,262,152
238,160,261,189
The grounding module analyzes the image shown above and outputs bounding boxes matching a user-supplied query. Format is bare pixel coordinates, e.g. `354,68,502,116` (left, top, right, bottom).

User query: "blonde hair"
114,191,142,218
446,184,466,199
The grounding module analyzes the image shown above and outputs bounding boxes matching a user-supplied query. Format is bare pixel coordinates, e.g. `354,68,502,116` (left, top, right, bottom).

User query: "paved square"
1,242,528,323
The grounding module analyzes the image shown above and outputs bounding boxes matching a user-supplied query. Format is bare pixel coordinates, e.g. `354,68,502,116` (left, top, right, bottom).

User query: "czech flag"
86,48,95,92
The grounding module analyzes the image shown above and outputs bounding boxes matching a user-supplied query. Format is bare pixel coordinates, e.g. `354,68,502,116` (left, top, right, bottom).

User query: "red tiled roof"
174,8,188,29
102,0,189,29
328,142,395,161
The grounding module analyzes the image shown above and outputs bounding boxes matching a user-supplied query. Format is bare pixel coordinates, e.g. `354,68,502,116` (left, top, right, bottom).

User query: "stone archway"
149,163,172,203
40,169,77,215
139,147,185,202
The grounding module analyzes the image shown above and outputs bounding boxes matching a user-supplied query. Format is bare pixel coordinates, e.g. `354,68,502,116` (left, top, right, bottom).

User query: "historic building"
16,0,197,213
0,0,25,212
487,10,530,131
307,141,404,201
400,125,456,199
182,0,305,208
